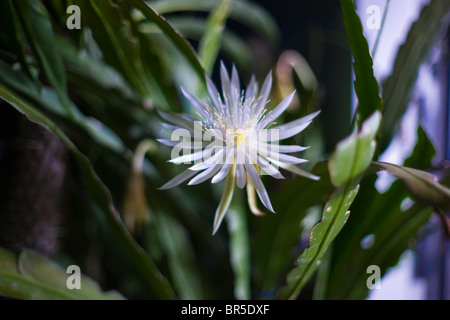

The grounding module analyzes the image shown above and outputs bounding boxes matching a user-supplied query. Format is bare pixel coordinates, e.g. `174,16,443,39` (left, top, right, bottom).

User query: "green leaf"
340,0,382,127
148,0,280,42
329,111,381,187
373,161,450,211
380,0,450,151
128,0,206,83
277,180,360,299
227,200,250,300
253,162,333,292
198,0,233,74
0,0,32,78
155,212,204,299
325,125,436,299
14,0,73,116
213,163,236,235
0,247,124,300
277,112,381,299
79,0,150,97
140,16,252,72
0,84,176,300
0,60,126,154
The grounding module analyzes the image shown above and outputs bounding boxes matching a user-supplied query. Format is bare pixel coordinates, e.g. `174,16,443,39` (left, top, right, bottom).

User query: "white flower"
159,62,320,234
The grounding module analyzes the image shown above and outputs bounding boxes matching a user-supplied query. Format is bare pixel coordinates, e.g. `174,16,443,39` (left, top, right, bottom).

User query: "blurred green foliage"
0,0,449,300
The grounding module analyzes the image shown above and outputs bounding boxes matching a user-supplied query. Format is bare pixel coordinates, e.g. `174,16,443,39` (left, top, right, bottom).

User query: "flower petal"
159,169,197,190
206,74,222,110
244,162,274,213
245,75,258,102
158,110,196,130
180,86,210,119
274,110,321,140
188,163,222,185
211,148,235,183
253,71,272,118
169,149,205,164
257,156,284,179
220,61,231,100
189,148,225,171
269,157,320,181
267,153,308,164
236,163,246,189
259,90,296,128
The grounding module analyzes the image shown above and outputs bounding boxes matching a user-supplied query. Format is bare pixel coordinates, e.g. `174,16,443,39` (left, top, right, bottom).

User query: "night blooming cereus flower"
158,62,320,234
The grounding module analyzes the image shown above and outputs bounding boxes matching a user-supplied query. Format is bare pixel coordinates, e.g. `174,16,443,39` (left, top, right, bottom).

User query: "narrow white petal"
257,156,284,179
158,110,195,130
230,64,240,125
236,163,246,189
211,148,235,183
157,138,207,150
169,149,205,164
269,157,320,181
274,110,321,140
267,153,308,164
253,71,272,118
180,87,210,119
159,169,197,190
220,61,231,100
189,148,225,171
259,91,295,128
188,163,222,185
206,75,222,109
257,142,309,154
245,75,258,102
244,162,274,212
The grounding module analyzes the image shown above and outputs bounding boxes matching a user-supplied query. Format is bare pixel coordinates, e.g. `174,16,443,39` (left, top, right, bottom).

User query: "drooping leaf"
340,0,382,127
373,161,450,211
0,248,124,300
0,84,176,300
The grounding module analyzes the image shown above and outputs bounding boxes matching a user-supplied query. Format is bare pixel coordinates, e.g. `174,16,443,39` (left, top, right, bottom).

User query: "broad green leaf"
148,0,280,42
253,162,333,293
277,179,360,299
128,0,206,83
277,112,381,299
0,84,176,300
0,247,123,300
199,0,233,74
329,111,381,187
380,0,450,151
373,161,450,211
14,0,73,116
325,125,437,299
340,0,382,127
